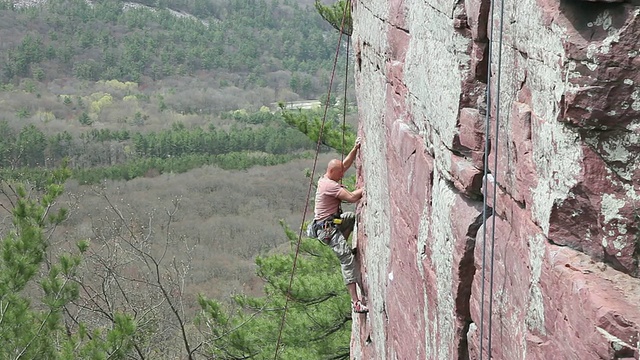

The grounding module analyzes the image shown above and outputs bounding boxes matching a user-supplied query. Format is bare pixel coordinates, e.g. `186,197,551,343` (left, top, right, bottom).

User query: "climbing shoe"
353,300,369,313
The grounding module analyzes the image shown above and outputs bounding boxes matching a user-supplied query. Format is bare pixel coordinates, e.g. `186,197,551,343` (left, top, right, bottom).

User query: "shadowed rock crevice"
390,23,409,34
602,246,630,273
456,207,491,360
633,211,640,272
560,0,631,41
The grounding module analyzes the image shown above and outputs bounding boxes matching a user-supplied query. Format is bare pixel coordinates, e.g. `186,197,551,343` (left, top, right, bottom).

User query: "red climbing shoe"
353,300,369,313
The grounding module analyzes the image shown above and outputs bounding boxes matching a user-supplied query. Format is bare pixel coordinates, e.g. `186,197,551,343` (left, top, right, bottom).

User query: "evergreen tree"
280,104,356,156
314,0,352,36
16,124,47,167
0,120,16,167
198,223,351,360
0,169,137,359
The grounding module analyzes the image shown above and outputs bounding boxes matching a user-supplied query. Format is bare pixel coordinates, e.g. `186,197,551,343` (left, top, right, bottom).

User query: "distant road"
277,100,322,111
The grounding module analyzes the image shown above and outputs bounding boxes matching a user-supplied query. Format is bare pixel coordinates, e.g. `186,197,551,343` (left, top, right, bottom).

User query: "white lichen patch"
618,224,628,235
600,192,629,252
403,0,468,149
613,238,626,251
631,88,640,111
625,184,640,201
565,61,582,81
531,119,582,235
595,11,613,31
586,44,599,60
601,140,631,164
526,234,547,334
601,193,625,223
597,127,640,180
416,203,433,359
505,0,585,236
428,170,457,360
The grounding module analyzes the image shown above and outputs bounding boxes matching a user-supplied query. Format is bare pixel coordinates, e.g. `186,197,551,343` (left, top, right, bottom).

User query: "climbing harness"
273,1,352,358
312,213,344,242
479,0,506,357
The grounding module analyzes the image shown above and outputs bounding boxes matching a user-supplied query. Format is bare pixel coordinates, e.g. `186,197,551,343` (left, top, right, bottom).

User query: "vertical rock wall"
351,0,640,359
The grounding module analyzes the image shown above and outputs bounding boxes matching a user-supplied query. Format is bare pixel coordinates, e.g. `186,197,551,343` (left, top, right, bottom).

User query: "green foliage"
23,79,36,93
130,121,313,157
0,109,318,183
222,107,280,125
0,1,14,10
198,222,351,360
32,66,45,81
315,0,352,36
16,107,30,119
280,105,356,156
17,124,47,167
0,1,363,358
0,171,136,359
0,120,15,167
78,112,92,125
72,151,311,185
158,95,167,112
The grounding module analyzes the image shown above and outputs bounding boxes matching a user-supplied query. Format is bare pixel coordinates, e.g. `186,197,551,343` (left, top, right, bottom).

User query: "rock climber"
307,137,368,313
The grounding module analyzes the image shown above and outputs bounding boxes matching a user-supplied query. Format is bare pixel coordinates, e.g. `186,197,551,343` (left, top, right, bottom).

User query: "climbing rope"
340,35,351,174
273,1,352,358
478,0,506,357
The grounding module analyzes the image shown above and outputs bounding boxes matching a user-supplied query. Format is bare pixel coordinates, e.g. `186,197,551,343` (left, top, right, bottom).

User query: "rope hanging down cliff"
273,1,352,358
478,0,506,357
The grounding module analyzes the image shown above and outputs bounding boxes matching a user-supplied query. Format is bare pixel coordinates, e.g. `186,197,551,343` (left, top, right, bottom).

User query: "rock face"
351,0,640,359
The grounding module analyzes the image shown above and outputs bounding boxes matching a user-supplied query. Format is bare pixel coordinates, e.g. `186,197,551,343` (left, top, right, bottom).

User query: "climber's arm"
337,187,363,203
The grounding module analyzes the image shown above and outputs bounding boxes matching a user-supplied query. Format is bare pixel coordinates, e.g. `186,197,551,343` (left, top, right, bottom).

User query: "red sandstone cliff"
351,0,640,359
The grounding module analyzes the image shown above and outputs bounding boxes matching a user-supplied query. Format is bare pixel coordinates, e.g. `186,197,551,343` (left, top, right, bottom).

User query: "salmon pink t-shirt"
314,176,342,220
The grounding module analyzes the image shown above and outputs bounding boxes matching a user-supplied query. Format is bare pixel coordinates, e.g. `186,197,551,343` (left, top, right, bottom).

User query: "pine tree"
280,104,356,156
0,169,136,359
314,0,352,36
198,223,352,360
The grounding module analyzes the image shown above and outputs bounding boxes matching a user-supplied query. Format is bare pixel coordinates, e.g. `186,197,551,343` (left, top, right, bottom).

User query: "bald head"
326,159,344,181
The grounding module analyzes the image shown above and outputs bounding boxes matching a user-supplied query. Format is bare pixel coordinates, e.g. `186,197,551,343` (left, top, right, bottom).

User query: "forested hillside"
0,0,357,182
1,0,340,97
0,0,358,358
0,0,354,182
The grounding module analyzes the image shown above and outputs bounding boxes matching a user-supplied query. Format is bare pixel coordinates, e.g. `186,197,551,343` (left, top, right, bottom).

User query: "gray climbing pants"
307,212,356,285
